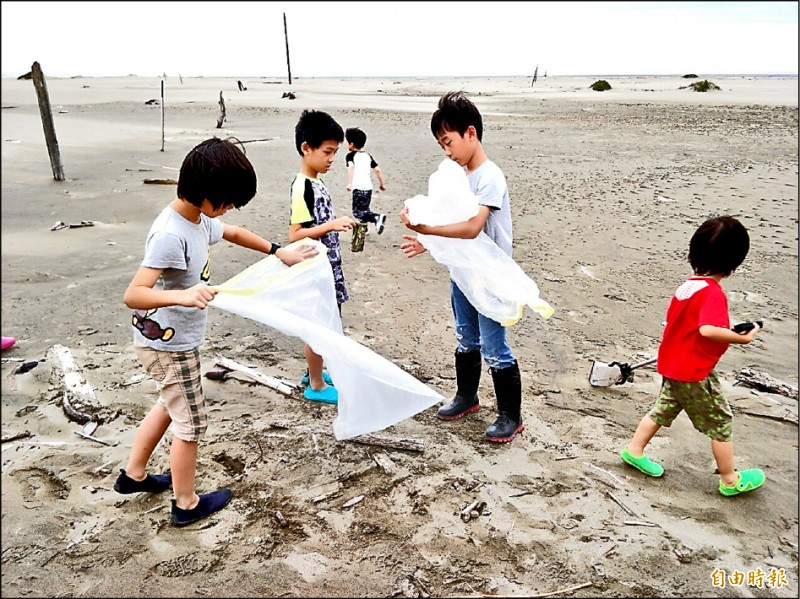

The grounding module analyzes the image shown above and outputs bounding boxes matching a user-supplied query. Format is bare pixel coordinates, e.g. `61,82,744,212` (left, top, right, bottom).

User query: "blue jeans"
450,280,515,369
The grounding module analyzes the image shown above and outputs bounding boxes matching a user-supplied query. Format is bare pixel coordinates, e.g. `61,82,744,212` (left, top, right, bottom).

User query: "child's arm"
223,223,317,266
346,163,354,191
400,205,491,239
699,324,760,344
288,217,356,243
374,166,386,191
124,267,216,310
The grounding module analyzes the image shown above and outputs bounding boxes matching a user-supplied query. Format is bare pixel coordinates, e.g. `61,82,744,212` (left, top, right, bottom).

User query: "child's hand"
401,234,426,258
346,184,352,191
737,323,761,344
277,243,319,266
329,216,357,232
400,207,423,233
182,283,217,309
379,184,386,191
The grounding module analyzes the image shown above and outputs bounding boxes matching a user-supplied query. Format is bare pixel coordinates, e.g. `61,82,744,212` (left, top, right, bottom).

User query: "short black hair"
345,127,367,149
295,109,344,156
430,91,483,142
689,215,750,277
177,137,256,210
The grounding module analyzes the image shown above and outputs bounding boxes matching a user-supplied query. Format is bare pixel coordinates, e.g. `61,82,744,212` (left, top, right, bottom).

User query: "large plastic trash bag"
209,239,443,439
404,159,554,326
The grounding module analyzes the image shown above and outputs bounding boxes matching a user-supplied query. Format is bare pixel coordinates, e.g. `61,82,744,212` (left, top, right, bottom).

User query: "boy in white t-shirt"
345,127,387,234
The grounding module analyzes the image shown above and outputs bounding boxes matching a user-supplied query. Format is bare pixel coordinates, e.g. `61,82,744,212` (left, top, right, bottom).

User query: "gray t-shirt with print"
131,205,224,351
468,159,513,256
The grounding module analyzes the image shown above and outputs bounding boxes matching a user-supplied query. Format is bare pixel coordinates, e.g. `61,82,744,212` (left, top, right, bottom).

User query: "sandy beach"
1,73,798,597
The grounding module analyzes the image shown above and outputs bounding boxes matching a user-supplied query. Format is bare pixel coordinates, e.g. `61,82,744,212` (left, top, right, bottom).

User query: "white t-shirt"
346,150,378,191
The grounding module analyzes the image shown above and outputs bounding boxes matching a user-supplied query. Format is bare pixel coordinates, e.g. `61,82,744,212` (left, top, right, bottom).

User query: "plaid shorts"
647,371,733,442
134,343,207,442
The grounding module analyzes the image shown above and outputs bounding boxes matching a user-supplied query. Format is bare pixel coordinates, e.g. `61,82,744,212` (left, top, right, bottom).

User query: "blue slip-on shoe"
303,384,338,404
300,370,334,386
171,488,232,527
113,468,172,494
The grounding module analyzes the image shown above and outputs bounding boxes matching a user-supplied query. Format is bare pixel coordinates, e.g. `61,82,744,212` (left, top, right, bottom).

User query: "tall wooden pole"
283,12,292,85
160,79,165,152
30,61,64,180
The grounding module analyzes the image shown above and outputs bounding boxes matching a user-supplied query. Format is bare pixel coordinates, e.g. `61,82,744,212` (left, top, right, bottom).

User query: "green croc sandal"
620,447,664,477
719,468,765,497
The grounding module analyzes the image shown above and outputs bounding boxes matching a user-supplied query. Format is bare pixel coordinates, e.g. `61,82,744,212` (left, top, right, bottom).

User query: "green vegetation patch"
590,80,611,92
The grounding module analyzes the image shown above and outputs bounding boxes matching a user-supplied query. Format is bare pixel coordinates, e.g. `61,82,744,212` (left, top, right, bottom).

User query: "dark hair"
177,137,256,210
295,109,344,156
430,91,483,142
345,127,367,149
689,215,750,277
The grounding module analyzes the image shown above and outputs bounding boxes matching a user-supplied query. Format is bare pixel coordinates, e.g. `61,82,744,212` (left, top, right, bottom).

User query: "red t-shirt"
657,277,730,382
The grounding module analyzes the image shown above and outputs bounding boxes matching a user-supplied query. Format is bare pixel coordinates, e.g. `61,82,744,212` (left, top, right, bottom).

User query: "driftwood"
143,178,177,185
740,409,798,426
1,431,32,444
269,419,425,452
216,91,226,128
528,582,592,598
735,368,798,400
604,490,636,517
51,220,96,231
214,356,295,395
47,344,100,424
624,520,660,527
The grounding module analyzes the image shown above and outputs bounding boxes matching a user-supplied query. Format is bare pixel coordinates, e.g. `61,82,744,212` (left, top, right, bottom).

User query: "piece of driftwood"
604,490,636,516
216,91,226,128
239,137,279,144
735,368,798,400
47,344,100,424
740,409,798,425
528,581,592,598
624,520,660,527
143,178,177,185
372,452,398,475
1,431,32,444
214,356,295,395
311,489,342,504
51,220,96,231
268,419,425,452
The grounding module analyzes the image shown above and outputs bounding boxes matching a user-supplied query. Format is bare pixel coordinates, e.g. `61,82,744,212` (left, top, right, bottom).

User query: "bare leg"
304,343,330,392
627,416,661,456
712,439,737,487
125,403,171,480
171,437,199,510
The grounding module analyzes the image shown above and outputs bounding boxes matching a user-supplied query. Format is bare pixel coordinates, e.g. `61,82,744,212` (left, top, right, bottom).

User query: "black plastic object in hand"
732,320,763,334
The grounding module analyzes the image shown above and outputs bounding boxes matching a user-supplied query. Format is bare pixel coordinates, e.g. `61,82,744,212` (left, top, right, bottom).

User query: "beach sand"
1,74,798,597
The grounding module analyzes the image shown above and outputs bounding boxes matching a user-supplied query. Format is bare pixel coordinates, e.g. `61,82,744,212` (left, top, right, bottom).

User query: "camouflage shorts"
647,371,733,442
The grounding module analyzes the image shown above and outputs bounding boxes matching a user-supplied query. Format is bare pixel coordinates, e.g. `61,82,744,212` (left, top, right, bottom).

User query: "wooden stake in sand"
160,79,165,152
283,12,293,85
31,62,64,180
216,91,226,129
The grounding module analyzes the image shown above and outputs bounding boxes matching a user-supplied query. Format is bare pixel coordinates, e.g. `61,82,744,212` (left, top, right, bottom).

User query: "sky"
1,1,797,78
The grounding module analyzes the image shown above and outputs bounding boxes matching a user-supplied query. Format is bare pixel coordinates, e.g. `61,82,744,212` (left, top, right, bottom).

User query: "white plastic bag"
405,159,554,325
209,240,443,439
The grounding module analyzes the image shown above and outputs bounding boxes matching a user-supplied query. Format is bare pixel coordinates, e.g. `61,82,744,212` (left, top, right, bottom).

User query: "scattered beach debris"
734,367,798,400
213,356,296,395
46,344,114,424
143,178,177,185
145,98,159,105
281,91,296,100
51,220,97,231
1,431,32,444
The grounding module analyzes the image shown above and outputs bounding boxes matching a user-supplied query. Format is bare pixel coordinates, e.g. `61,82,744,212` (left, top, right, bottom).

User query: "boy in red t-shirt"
620,216,764,497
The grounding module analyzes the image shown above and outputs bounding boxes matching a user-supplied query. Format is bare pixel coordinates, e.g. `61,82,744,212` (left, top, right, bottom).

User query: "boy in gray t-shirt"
116,137,317,527
400,91,524,444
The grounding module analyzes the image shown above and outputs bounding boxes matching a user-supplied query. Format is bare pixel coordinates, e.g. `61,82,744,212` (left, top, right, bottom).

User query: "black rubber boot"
437,350,482,420
485,361,524,443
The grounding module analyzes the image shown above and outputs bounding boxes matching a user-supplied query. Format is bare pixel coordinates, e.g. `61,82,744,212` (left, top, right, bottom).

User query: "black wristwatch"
268,242,281,255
